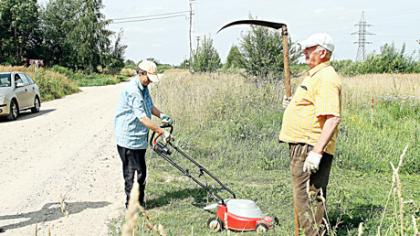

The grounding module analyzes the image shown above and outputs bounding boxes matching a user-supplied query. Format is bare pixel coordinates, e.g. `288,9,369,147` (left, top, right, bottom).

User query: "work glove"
282,95,292,109
157,129,171,145
303,151,323,173
160,113,174,126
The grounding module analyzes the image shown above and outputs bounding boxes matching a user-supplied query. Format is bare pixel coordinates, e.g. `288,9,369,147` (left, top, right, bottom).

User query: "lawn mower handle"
149,124,173,147
149,124,236,203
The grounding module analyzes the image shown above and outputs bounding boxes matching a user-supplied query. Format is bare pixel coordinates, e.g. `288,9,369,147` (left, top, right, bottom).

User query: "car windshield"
0,74,12,87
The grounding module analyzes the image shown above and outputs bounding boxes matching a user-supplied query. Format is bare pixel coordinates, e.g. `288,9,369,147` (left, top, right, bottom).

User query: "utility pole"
189,0,194,73
352,11,374,61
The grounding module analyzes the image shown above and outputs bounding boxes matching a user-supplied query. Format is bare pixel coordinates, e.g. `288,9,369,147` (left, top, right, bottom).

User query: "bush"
33,70,80,100
224,45,244,69
192,36,221,72
332,43,418,75
120,68,136,77
52,65,128,86
0,66,80,101
239,23,301,80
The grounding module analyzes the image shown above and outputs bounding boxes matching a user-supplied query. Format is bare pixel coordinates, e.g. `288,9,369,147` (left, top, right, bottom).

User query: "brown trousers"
289,143,333,236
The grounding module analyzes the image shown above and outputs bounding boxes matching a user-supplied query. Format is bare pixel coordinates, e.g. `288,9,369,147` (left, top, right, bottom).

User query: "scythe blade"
217,20,286,33
217,19,292,98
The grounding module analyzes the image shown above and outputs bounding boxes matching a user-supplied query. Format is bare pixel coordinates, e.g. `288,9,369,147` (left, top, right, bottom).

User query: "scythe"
218,20,292,98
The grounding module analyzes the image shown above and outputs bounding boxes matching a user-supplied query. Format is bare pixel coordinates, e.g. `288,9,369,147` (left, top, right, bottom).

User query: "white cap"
138,60,159,82
298,33,335,52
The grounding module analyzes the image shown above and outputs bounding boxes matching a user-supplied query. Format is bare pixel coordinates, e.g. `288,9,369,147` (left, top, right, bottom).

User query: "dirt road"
0,83,128,236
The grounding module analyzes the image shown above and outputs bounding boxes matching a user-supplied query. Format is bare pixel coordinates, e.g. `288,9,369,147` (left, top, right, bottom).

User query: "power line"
109,14,187,25
110,11,190,21
189,0,194,73
352,11,374,61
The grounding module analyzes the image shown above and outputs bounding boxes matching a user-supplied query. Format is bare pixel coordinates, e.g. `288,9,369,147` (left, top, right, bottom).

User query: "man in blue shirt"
114,60,173,208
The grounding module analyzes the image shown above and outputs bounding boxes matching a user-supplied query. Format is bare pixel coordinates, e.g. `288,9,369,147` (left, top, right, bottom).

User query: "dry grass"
342,74,420,106
151,69,281,132
122,177,167,236
290,73,420,107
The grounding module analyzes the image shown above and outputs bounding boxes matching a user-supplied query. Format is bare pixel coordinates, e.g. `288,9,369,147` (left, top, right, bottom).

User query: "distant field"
109,70,419,235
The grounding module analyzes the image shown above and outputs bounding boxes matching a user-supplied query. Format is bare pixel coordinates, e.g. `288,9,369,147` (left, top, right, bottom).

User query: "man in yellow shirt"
279,33,342,236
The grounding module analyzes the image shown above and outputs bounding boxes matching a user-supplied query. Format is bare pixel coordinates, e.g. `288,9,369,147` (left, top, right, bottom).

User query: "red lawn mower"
150,125,277,233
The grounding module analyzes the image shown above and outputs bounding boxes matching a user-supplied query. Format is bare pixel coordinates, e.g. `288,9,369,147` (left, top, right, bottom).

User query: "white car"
0,72,41,120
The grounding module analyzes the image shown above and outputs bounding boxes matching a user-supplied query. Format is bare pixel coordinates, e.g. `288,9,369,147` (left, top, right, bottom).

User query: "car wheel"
7,100,19,121
31,96,41,113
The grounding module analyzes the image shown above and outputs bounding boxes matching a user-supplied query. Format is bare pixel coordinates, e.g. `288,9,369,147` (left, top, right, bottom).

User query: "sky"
39,0,420,65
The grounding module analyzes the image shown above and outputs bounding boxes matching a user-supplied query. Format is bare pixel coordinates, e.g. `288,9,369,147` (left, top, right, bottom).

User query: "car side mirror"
15,82,24,88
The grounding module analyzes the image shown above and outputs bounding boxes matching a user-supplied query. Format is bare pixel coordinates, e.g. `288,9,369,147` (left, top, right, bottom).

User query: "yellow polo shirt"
279,62,342,155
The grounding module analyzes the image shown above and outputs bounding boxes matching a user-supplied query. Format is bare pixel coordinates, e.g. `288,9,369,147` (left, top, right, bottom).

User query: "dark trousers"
289,143,333,236
117,145,147,208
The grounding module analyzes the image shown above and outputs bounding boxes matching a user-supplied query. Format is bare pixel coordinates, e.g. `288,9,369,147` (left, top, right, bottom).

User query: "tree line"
186,26,301,80
0,0,126,73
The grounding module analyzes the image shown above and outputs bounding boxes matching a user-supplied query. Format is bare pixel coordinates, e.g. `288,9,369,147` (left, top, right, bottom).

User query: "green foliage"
224,45,244,69
51,65,127,87
177,59,190,69
239,24,301,80
124,59,137,70
109,71,419,235
40,0,125,72
32,69,79,101
338,99,420,174
0,0,42,64
71,73,121,86
103,31,127,74
192,36,221,72
332,44,419,75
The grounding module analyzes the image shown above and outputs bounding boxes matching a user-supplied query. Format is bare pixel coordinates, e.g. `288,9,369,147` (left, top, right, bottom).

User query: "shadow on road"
0,201,110,233
0,109,55,122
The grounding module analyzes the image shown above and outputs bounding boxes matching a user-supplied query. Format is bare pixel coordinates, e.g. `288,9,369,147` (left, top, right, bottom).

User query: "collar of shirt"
133,76,147,92
308,62,330,77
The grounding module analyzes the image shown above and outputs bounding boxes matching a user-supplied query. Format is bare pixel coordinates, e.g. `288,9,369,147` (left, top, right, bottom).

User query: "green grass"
51,65,128,87
109,70,419,235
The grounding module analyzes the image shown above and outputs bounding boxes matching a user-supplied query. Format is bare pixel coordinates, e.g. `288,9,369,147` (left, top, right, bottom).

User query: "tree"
41,0,80,67
178,59,190,69
41,0,124,72
124,59,137,70
225,45,244,69
240,24,300,80
192,35,221,72
104,31,127,74
0,0,42,64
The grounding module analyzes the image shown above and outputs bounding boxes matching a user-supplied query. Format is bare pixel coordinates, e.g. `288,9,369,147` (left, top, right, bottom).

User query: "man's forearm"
140,116,160,132
152,106,162,118
313,116,341,154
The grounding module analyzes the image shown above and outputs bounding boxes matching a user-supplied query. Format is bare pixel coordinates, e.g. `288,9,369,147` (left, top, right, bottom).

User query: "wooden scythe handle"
281,25,292,98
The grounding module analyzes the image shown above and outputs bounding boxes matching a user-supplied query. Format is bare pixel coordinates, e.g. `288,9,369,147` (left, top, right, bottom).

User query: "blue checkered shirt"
114,77,154,149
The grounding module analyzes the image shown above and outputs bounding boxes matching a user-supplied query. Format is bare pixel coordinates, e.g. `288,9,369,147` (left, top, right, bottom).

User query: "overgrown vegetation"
239,25,300,80
0,65,128,101
0,0,126,73
332,44,420,76
0,66,79,101
192,36,221,73
50,66,127,87
108,70,419,235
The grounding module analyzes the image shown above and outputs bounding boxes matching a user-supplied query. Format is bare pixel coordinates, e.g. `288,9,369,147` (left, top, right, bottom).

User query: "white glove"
303,151,323,173
282,95,292,109
160,113,173,125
